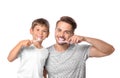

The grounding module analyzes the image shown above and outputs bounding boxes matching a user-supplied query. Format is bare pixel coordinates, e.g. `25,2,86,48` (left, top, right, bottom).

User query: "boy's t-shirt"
46,44,90,78
17,45,48,78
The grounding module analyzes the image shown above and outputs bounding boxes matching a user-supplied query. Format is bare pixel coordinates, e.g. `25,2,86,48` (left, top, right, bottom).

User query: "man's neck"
54,44,70,52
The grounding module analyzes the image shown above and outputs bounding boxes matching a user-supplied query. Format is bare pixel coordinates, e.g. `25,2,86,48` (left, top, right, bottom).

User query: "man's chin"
57,42,67,45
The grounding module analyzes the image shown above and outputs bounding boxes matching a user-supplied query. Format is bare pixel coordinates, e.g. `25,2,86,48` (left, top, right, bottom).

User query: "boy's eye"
43,30,48,33
37,29,39,31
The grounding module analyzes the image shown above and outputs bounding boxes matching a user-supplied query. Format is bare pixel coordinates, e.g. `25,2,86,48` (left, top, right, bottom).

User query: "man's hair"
31,18,49,32
56,16,77,32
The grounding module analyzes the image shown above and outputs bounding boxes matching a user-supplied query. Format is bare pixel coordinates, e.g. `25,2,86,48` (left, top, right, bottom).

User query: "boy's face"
30,25,49,41
55,21,74,44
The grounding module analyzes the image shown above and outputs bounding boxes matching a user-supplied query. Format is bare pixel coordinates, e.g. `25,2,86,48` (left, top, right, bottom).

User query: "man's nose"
60,32,65,37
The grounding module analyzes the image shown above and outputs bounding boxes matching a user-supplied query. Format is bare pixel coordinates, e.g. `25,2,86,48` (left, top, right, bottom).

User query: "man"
45,16,114,78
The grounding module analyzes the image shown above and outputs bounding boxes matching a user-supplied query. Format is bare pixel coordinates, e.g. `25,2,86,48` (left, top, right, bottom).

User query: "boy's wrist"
18,41,24,47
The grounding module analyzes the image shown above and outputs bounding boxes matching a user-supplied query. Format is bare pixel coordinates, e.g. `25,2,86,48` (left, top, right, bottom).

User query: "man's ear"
30,28,33,35
71,32,74,36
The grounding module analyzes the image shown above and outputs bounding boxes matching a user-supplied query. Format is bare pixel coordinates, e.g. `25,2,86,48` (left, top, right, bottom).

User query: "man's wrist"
82,36,86,41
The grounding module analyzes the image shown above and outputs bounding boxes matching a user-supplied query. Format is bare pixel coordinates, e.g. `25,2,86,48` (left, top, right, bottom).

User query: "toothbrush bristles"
32,38,41,42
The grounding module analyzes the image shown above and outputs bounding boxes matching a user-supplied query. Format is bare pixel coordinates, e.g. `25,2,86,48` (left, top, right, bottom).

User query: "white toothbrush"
58,37,71,44
32,38,42,42
58,40,69,44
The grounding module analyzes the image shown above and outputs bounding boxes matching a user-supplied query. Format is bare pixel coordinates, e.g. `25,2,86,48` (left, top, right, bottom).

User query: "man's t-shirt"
46,44,90,78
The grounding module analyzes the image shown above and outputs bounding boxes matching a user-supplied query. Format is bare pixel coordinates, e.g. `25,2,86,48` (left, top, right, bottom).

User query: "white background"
0,0,120,78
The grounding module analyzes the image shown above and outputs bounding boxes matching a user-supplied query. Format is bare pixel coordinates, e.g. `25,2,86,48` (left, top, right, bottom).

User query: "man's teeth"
58,38,70,44
59,38,65,41
58,40,69,44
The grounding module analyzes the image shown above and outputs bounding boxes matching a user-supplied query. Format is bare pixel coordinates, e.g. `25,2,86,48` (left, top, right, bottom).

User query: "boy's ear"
47,32,50,37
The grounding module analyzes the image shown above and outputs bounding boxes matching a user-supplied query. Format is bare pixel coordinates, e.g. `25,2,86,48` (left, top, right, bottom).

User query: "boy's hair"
31,18,49,32
56,16,77,32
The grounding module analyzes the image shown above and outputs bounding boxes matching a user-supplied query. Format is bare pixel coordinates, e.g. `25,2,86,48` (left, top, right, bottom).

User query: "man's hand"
68,35,85,44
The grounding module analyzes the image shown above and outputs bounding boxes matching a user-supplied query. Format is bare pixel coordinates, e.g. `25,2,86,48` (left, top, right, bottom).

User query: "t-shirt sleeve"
84,45,91,60
78,44,91,60
17,46,24,58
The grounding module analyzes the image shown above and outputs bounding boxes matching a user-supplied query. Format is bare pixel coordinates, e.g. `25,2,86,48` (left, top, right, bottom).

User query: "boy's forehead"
35,24,47,28
33,25,48,30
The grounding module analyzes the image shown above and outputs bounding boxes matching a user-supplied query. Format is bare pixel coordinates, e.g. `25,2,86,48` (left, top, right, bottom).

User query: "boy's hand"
20,40,32,47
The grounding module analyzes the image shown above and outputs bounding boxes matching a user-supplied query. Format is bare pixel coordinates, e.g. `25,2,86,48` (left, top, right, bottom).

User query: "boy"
7,18,49,78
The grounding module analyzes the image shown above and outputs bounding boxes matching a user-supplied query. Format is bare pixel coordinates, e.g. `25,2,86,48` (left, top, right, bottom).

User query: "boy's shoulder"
47,45,53,48
46,44,54,50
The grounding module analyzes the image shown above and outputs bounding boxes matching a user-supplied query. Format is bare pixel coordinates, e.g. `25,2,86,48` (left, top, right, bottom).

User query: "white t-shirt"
17,45,49,78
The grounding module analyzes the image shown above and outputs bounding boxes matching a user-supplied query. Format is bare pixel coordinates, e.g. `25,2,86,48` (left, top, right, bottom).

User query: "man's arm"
84,37,115,57
68,35,115,57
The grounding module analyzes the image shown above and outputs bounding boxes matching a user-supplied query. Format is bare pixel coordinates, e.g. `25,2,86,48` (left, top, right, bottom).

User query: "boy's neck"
33,42,43,48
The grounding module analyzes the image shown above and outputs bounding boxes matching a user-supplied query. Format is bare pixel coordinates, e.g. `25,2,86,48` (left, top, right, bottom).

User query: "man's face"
55,21,74,45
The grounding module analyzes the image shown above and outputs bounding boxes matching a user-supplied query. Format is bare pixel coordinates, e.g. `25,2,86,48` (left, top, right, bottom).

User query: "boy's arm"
7,40,31,62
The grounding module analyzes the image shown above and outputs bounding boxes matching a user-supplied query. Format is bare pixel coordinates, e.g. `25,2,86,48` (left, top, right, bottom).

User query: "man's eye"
65,31,71,34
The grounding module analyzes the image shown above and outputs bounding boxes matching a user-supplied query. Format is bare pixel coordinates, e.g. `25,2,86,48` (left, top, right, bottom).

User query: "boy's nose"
38,31,43,35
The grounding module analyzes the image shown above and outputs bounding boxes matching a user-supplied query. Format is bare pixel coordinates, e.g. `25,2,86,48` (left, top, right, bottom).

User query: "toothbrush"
32,38,42,42
58,37,71,44
58,40,70,44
